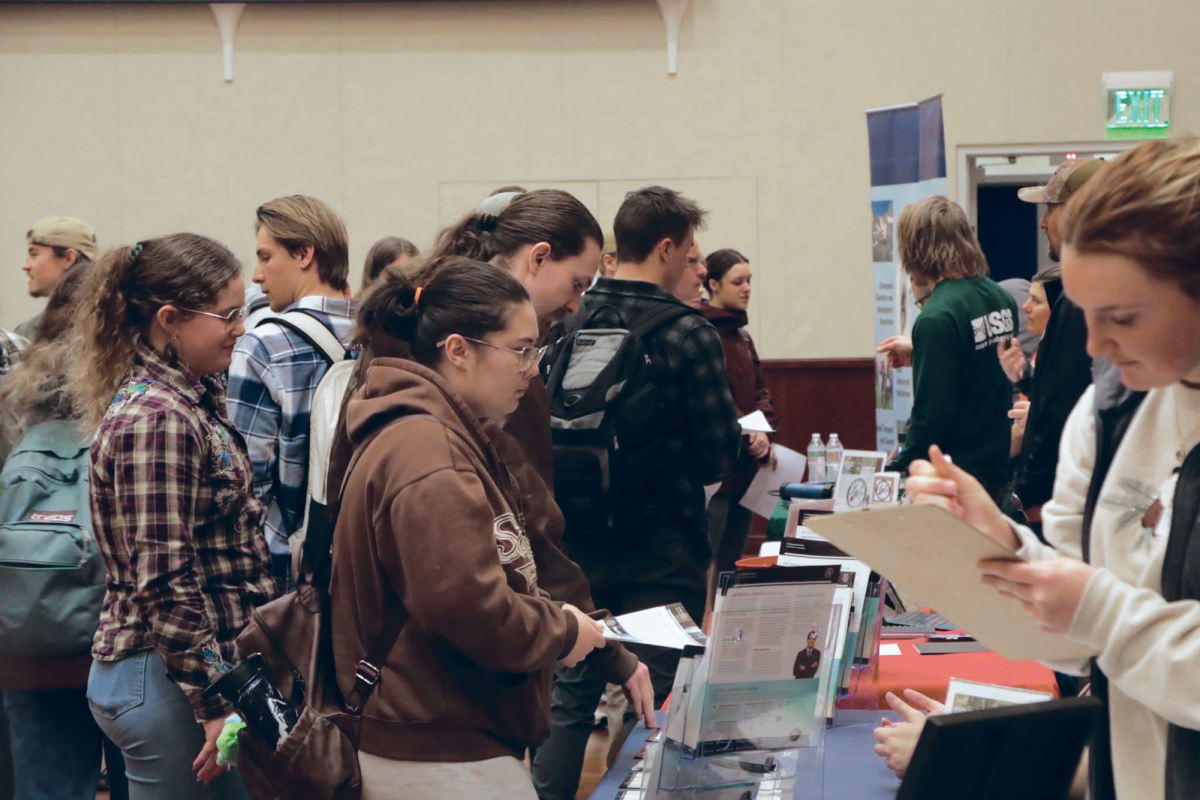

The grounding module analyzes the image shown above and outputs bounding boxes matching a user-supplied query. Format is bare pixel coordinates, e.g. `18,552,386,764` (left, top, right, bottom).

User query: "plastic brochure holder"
836,575,890,714
649,603,843,799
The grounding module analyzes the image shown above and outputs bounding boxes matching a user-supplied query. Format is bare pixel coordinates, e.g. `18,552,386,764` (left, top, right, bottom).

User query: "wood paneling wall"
744,358,876,554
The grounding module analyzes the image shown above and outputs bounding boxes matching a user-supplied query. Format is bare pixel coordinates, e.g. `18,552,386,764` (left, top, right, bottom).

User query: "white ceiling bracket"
655,0,691,76
210,3,246,83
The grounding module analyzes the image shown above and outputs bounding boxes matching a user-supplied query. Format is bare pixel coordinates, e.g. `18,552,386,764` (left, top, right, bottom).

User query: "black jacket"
1013,286,1092,511
1081,362,1200,800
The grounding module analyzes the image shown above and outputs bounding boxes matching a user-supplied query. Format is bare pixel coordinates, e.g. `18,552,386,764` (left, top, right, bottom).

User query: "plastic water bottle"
807,434,826,484
826,434,844,483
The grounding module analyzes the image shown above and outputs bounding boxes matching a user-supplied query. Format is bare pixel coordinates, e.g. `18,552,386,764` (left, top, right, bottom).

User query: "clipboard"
806,505,1095,662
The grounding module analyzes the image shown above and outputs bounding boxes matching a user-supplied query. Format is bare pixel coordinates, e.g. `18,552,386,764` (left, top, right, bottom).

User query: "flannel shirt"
0,327,28,375
569,278,741,537
90,341,275,722
226,296,355,582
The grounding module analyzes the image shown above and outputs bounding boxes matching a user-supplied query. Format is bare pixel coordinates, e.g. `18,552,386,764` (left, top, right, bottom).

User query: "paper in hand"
593,604,707,650
737,410,775,433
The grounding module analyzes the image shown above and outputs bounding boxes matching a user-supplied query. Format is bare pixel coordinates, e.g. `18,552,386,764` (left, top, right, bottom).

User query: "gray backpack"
0,420,105,658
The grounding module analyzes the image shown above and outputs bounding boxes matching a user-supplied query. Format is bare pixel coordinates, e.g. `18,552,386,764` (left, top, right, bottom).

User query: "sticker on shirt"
494,512,538,591
970,309,1015,350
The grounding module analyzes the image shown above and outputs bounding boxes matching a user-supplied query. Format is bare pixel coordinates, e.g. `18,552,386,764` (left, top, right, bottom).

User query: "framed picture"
833,450,887,511
944,678,1054,714
873,472,901,505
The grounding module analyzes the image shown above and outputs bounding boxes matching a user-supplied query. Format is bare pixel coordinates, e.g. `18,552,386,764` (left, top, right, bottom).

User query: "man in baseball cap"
19,216,98,339
1004,158,1105,537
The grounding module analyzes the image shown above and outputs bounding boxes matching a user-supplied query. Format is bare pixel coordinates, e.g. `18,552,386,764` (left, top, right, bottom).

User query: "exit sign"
1103,71,1172,141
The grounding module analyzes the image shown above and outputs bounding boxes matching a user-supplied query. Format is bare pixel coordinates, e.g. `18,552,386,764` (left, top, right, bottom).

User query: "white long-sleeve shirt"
1013,382,1200,799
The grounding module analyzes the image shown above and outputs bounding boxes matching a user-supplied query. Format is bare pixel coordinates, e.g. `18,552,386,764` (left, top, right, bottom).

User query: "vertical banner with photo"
866,94,948,452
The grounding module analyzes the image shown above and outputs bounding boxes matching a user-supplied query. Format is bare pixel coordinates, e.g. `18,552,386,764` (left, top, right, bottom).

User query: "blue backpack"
0,420,105,658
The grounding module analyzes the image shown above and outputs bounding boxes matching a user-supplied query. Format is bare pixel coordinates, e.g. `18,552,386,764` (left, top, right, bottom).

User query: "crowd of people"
0,137,1198,800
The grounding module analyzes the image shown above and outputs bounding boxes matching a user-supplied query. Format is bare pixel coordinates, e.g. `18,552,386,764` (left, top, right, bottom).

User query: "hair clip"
477,214,499,233
413,286,423,307
129,242,144,262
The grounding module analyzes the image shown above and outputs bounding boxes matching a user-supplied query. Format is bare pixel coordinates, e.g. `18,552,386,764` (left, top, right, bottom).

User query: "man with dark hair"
227,195,355,591
532,186,740,800
1004,159,1104,535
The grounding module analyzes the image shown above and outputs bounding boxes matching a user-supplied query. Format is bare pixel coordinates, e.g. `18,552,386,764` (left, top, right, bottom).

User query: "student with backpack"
532,186,741,800
227,195,356,593
72,234,275,799
0,264,129,800
325,191,656,729
329,259,606,799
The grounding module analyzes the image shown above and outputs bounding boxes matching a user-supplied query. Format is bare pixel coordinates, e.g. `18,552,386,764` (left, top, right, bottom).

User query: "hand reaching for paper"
905,445,1019,551
747,431,771,460
872,689,946,778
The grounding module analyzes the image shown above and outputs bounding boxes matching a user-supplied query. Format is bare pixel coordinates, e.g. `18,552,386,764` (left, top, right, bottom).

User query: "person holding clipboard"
905,139,1200,800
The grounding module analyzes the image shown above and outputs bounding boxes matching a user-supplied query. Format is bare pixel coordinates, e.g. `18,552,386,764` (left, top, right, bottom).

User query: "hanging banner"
866,94,947,453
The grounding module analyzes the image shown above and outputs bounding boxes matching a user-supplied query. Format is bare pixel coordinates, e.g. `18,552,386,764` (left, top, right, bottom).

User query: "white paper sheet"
738,444,807,519
879,643,903,656
598,604,707,650
737,410,775,433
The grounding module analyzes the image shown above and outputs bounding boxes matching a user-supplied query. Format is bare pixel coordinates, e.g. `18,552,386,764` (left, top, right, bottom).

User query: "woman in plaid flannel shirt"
71,234,275,800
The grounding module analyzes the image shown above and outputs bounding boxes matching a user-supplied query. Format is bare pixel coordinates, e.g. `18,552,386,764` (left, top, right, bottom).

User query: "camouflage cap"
26,216,98,261
1018,158,1105,205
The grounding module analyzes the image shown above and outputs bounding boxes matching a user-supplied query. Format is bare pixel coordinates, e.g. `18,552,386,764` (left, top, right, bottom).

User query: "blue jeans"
4,686,128,800
87,652,249,800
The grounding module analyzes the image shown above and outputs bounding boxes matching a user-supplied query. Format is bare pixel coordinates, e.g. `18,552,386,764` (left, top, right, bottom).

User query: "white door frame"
956,141,1138,225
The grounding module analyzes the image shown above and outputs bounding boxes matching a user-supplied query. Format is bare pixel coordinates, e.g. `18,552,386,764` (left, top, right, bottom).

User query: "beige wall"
2,0,1197,357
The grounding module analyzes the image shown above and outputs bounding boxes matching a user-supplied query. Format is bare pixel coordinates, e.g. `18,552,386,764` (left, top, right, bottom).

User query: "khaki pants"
359,751,538,800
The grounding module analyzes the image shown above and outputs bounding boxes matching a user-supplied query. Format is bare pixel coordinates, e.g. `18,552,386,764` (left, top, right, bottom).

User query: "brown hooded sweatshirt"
330,358,580,763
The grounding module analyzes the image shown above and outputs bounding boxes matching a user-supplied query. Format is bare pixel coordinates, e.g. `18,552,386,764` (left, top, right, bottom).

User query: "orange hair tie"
413,286,423,307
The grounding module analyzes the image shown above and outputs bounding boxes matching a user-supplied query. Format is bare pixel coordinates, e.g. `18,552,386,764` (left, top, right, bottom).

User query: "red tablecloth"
839,636,1060,709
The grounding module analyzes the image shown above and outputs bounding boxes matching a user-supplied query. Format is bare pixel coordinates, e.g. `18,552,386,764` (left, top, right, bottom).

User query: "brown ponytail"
71,233,241,428
427,189,603,266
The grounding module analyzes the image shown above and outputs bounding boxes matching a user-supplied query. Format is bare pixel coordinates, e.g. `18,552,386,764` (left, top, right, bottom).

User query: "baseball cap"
26,217,98,261
1017,159,1105,205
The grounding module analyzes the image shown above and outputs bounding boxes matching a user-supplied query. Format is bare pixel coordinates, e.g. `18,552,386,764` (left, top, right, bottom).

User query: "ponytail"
428,189,603,265
355,255,530,368
71,233,241,428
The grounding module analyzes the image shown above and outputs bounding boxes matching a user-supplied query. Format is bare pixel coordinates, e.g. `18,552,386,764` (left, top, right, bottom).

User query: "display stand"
646,601,843,799
834,575,888,714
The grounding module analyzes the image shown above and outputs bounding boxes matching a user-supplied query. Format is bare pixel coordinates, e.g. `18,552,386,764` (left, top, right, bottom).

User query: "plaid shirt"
226,297,355,577
572,278,741,535
90,342,275,722
0,327,28,375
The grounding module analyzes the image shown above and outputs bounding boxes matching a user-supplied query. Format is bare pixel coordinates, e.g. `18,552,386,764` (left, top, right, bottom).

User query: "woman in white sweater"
906,138,1200,800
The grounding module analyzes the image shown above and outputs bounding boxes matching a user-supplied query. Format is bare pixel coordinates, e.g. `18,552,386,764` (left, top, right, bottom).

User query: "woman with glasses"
330,257,605,799
70,234,274,800
879,197,1019,502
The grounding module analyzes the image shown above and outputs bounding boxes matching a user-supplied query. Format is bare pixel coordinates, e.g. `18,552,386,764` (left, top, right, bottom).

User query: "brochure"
738,410,775,433
596,604,708,650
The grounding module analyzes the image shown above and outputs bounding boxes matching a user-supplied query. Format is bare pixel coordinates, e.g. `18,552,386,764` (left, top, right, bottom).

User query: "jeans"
88,652,249,800
5,687,128,800
705,493,755,604
531,527,707,800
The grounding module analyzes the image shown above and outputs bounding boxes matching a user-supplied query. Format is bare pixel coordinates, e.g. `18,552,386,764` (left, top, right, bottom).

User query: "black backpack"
545,302,692,538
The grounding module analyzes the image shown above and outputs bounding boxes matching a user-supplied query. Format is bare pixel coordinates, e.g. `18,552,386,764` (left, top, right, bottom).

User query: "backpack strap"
260,310,348,365
334,413,437,713
625,302,693,339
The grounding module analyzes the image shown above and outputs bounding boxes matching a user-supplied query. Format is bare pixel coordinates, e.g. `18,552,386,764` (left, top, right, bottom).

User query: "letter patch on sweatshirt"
494,512,538,591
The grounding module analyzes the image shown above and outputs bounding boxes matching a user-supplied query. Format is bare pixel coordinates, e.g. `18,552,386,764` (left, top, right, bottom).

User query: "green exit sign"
1104,72,1172,141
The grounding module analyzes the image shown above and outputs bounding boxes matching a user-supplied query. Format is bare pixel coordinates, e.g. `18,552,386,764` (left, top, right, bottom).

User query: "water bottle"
806,434,826,483
826,434,844,483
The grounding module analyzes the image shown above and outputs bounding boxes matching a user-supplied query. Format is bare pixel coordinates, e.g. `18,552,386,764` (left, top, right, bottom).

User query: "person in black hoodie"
1001,159,1104,535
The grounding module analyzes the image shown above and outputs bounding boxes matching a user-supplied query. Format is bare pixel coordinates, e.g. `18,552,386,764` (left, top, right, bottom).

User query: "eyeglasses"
441,336,548,372
182,305,246,332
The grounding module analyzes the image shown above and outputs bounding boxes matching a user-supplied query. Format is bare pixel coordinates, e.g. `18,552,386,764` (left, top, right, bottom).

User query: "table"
840,636,1061,709
589,710,902,800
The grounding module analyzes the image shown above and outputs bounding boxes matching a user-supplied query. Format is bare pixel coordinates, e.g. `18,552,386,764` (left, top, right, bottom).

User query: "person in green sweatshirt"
878,196,1018,500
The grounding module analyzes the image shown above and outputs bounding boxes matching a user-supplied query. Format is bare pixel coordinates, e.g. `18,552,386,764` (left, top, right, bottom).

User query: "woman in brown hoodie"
700,249,779,606
330,258,606,800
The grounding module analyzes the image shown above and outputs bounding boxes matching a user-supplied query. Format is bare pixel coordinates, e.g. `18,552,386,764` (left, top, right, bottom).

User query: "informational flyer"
699,567,839,751
596,604,707,650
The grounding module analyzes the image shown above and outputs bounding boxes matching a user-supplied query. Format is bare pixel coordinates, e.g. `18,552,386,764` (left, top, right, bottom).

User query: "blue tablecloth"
589,710,901,799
